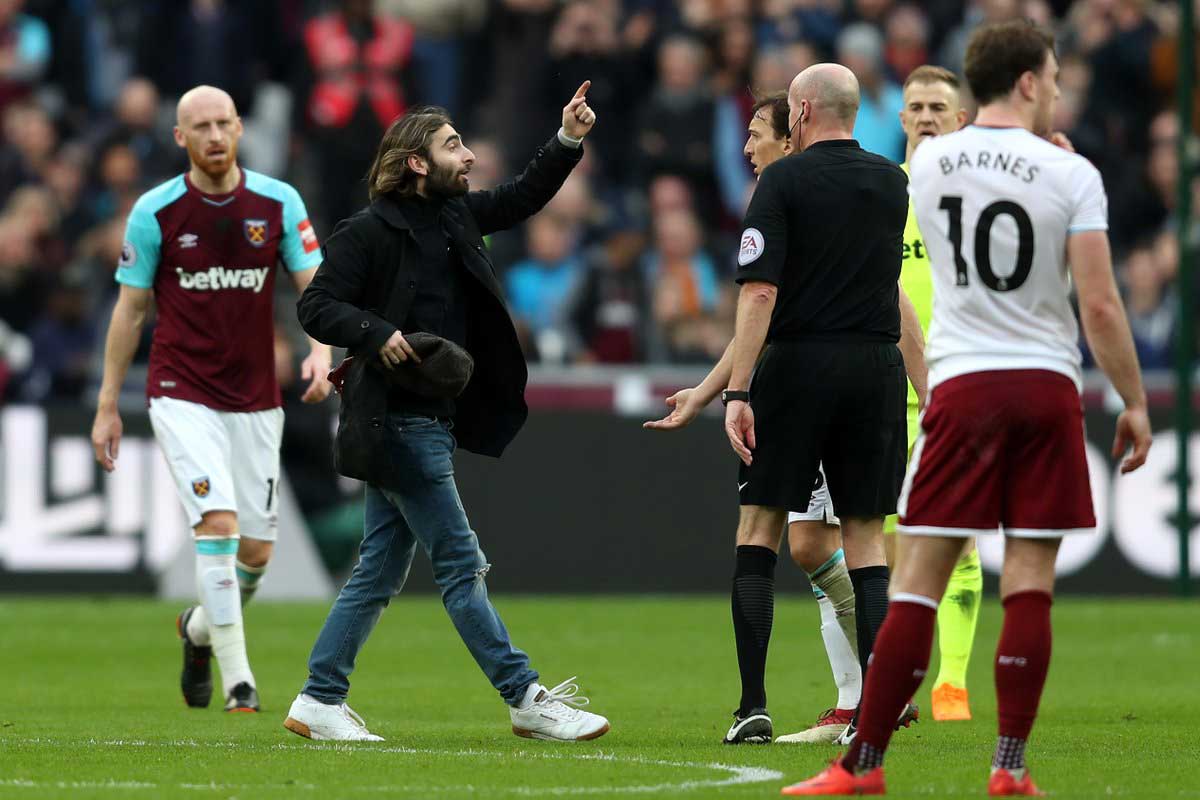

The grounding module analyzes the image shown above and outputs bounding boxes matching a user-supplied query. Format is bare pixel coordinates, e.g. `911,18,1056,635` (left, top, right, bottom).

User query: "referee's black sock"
731,545,777,714
849,565,891,683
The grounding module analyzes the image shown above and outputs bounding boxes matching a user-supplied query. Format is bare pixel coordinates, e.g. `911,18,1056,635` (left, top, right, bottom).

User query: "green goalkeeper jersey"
900,162,933,409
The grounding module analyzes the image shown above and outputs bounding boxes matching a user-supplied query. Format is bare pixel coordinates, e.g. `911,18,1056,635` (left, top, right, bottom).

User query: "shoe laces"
341,703,371,731
817,708,847,725
533,677,590,720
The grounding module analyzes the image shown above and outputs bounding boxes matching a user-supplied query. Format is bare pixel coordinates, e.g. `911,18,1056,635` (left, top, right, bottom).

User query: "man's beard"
189,142,236,176
426,160,468,197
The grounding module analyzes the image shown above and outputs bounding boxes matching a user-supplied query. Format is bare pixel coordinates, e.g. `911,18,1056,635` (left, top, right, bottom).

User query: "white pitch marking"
2,738,785,795
0,780,158,790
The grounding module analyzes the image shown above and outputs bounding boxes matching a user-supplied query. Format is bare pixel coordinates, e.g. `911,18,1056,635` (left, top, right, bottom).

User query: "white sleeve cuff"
556,127,584,149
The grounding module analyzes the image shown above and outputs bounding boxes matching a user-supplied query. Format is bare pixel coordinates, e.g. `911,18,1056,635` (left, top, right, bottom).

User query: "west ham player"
783,21,1151,796
91,86,331,712
891,66,982,723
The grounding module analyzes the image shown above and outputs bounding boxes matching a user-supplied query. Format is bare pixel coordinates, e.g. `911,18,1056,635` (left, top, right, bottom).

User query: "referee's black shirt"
735,139,908,343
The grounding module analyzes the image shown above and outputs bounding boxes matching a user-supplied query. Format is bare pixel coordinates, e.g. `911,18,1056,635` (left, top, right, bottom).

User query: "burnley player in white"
91,86,332,713
784,21,1152,797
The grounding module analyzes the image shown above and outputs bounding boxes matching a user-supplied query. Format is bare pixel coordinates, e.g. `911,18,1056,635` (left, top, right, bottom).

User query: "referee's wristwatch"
721,390,750,406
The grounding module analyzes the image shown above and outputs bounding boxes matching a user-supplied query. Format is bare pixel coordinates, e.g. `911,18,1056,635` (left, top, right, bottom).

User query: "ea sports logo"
738,228,764,266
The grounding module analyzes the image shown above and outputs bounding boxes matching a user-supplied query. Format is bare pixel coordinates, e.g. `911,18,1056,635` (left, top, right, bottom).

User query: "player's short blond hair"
903,65,960,93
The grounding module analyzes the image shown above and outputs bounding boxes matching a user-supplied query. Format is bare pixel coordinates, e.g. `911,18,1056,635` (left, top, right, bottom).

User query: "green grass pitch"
0,595,1196,799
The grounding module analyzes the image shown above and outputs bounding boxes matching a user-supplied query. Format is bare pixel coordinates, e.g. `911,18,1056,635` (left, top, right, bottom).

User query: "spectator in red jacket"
295,0,415,228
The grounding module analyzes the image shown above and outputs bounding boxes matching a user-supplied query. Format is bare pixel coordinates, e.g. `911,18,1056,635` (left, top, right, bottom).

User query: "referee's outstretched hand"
643,388,703,431
725,400,755,466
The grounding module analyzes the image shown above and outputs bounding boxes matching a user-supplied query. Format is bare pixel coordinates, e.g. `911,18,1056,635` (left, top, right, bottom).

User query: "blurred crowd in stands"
0,0,1194,412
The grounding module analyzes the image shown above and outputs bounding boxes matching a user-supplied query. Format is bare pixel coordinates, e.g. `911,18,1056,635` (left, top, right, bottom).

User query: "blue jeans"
302,414,538,706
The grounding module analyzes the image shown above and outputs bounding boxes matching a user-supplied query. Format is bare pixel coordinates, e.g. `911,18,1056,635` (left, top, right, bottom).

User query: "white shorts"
787,464,839,526
148,396,284,540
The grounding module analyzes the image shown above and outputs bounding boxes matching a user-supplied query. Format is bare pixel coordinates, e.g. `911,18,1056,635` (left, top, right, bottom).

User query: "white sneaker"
283,693,384,741
509,677,610,742
776,708,855,744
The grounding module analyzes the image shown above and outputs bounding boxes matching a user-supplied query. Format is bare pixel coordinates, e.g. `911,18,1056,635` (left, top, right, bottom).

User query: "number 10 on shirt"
939,195,1035,293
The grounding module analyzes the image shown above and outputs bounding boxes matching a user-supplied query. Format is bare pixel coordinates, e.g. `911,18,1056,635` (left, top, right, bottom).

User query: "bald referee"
724,63,915,741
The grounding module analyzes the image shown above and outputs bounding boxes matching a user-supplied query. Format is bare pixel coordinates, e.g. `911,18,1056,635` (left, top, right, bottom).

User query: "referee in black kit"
722,63,923,742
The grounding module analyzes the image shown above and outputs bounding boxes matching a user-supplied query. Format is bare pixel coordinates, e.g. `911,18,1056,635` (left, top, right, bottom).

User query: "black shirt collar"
805,139,860,150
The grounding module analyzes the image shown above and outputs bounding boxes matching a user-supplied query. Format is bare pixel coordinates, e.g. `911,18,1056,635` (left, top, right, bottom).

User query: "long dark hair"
366,106,454,200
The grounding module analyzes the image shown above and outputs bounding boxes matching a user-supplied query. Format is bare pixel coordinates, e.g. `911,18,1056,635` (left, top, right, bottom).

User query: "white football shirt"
908,125,1108,391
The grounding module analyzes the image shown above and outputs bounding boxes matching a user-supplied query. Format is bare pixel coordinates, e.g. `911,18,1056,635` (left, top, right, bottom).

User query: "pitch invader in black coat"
288,85,613,743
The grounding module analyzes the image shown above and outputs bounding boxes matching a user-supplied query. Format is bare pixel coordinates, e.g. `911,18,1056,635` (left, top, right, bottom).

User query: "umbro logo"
178,233,199,248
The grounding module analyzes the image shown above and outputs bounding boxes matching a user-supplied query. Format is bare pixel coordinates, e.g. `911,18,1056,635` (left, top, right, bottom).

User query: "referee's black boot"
176,606,213,708
723,707,772,744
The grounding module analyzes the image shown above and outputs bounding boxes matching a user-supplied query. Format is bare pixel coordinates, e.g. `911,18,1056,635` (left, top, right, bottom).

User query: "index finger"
726,423,751,464
101,440,117,472
1121,437,1151,474
573,80,591,99
1111,427,1129,460
396,337,421,364
92,438,108,467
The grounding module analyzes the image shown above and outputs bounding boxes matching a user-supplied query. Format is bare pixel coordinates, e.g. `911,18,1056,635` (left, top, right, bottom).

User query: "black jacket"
297,134,583,487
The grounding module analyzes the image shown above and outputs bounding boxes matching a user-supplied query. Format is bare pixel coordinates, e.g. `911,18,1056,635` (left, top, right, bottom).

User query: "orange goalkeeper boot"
931,683,971,721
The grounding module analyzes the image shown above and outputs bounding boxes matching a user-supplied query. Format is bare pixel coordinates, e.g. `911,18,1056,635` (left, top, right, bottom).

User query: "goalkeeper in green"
888,64,980,723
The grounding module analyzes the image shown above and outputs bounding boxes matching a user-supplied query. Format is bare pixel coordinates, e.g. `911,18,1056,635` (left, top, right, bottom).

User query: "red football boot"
988,768,1045,796
781,761,885,796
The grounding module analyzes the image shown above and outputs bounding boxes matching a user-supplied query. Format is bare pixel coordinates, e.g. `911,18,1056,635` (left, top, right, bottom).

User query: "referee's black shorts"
738,339,907,517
